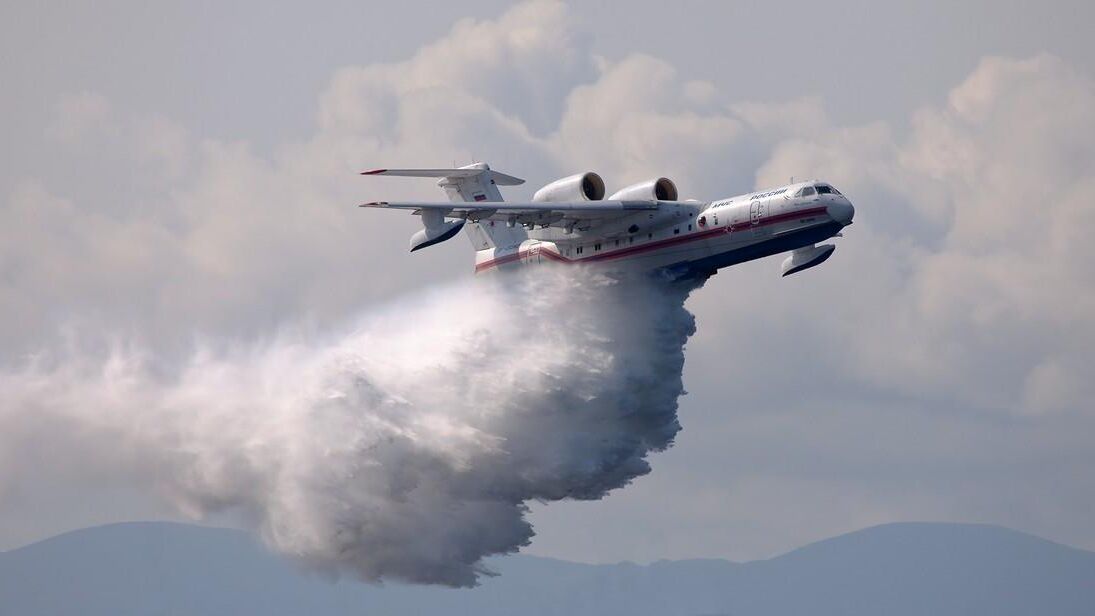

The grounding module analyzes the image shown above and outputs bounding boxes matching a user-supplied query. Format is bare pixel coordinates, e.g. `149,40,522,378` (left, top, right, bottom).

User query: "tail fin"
362,162,527,250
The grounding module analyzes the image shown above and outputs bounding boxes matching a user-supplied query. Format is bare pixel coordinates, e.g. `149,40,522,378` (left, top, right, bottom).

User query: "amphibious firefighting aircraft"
359,163,854,278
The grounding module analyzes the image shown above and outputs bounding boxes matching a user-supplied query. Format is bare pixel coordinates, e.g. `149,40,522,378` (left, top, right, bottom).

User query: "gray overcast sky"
2,0,1094,566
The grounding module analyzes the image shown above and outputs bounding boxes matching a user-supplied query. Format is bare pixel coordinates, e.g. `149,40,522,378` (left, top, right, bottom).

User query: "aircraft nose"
827,200,854,225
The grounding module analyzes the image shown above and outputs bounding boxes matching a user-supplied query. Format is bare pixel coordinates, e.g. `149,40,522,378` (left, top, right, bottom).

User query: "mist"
0,269,701,586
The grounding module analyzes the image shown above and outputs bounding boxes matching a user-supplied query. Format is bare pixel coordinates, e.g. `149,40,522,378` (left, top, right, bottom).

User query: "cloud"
0,0,806,359
725,53,1095,417
317,0,591,139
45,91,113,143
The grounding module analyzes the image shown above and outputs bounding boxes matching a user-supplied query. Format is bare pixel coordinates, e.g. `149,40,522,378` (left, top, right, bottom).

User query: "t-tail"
360,163,527,251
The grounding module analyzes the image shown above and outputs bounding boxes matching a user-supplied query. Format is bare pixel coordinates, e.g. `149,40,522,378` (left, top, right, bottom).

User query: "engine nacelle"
607,177,678,201
532,172,605,203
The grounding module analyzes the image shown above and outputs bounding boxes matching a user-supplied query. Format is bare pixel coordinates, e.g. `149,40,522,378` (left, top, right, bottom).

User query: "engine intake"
532,172,605,203
608,177,678,201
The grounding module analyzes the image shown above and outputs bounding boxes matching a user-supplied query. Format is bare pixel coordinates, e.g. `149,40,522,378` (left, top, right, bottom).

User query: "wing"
359,200,665,226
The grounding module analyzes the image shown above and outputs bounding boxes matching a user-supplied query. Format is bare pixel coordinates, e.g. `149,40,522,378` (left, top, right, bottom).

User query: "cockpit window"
802,186,816,196
816,185,833,194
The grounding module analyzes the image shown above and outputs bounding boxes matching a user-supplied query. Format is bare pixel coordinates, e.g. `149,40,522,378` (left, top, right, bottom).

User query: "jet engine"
532,172,605,203
607,177,678,201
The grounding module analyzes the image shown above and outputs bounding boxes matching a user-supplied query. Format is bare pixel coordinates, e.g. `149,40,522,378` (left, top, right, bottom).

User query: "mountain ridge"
2,521,1093,615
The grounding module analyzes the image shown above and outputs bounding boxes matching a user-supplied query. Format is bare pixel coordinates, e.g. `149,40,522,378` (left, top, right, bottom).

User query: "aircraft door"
749,198,767,235
519,240,541,266
520,240,559,266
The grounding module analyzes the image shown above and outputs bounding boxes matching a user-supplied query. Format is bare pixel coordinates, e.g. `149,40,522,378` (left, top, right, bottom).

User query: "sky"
1,0,1094,565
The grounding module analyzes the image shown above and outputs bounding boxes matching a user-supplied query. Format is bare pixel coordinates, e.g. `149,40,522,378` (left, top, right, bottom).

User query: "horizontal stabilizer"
361,168,525,186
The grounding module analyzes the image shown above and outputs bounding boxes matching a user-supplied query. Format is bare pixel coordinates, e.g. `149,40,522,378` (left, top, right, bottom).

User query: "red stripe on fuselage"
474,206,829,272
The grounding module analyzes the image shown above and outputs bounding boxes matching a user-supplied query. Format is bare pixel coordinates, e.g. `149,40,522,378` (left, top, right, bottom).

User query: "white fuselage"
474,181,855,277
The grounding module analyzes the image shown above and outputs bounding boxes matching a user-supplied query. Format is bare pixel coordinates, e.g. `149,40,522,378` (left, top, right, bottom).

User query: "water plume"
0,268,702,586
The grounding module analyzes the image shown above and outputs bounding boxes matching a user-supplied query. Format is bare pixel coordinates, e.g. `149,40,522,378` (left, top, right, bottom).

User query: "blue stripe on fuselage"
664,221,844,279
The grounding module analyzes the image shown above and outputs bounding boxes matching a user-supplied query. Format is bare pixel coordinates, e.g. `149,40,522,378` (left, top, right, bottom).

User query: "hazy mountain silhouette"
1,521,1093,615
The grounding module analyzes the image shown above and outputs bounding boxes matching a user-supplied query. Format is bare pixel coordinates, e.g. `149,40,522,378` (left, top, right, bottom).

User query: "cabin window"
577,246,583,255
594,243,601,251
673,228,680,235
615,239,620,247
687,224,692,231
648,233,653,239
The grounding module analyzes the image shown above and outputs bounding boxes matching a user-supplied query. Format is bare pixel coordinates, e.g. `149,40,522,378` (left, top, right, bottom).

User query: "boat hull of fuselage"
664,221,844,279
474,218,844,279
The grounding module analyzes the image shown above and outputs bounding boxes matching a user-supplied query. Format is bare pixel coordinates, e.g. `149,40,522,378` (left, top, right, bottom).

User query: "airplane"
359,162,854,279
